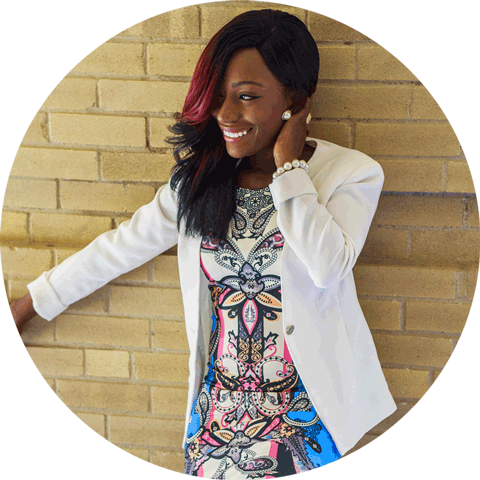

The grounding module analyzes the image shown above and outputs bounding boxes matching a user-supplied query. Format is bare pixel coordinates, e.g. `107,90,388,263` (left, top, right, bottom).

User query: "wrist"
272,159,308,180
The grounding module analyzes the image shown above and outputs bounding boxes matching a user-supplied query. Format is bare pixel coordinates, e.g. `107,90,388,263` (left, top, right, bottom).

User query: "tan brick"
109,285,184,317
27,347,84,376
72,42,145,75
411,86,447,120
150,117,182,149
76,412,106,437
377,159,443,193
433,370,442,382
313,85,409,120
368,402,413,435
109,415,184,447
31,212,111,244
22,112,49,144
150,44,203,77
410,230,480,266
54,247,80,265
57,314,149,347
61,181,155,213
358,45,417,81
20,315,56,343
152,386,188,415
153,255,180,285
308,12,369,42
306,122,350,149
344,434,378,455
4,178,57,209
405,301,471,333
466,198,479,228
373,334,451,367
152,320,188,351
122,7,200,39
9,280,31,301
121,448,149,462
466,269,478,300
66,285,108,314
115,262,150,283
134,352,189,382
356,123,460,157
0,212,28,241
12,148,98,180
101,151,175,182
373,195,464,227
358,227,409,264
45,378,55,389
151,450,185,473
99,80,189,113
1,246,52,276
50,113,146,148
382,368,430,397
85,350,130,378
201,3,306,39
57,379,149,411
446,162,476,193
358,299,400,330
42,78,97,110
317,46,355,80
354,265,456,299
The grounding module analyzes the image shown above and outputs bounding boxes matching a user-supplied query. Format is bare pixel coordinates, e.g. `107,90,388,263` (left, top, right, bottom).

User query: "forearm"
11,293,37,334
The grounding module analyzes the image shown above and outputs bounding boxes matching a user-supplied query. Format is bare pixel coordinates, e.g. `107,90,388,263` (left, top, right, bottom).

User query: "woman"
11,9,396,478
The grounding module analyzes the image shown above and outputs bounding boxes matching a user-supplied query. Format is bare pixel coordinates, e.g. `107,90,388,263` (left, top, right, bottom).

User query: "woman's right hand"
10,293,37,335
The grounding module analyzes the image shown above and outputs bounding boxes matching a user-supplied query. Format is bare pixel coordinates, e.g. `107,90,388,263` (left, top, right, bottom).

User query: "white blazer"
28,138,397,456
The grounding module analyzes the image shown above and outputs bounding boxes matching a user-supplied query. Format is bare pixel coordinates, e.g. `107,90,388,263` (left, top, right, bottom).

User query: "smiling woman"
10,6,399,479
6,4,472,480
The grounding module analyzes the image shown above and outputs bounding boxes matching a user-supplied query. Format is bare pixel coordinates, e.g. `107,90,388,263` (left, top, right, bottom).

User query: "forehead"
221,48,283,90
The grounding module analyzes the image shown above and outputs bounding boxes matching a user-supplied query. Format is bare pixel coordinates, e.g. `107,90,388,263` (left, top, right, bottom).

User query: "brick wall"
1,0,478,473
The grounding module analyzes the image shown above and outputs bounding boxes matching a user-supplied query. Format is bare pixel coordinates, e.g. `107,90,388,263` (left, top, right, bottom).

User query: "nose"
213,95,240,124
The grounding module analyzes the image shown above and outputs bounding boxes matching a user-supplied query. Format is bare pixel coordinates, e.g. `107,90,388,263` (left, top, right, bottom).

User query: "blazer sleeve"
269,155,384,289
27,179,179,320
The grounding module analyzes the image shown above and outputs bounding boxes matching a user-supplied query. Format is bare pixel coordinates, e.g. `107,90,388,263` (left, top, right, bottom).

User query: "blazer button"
286,325,294,335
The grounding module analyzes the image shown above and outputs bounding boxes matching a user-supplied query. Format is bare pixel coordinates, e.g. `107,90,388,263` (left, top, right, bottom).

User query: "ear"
287,91,311,115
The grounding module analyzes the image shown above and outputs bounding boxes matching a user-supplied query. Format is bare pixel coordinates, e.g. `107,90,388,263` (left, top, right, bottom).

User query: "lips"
221,127,253,143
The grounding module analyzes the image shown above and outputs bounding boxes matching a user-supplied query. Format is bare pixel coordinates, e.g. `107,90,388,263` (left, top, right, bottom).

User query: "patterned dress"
184,186,341,478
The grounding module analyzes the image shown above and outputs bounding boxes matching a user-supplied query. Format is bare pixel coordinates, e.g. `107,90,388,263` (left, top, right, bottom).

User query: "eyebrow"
231,81,266,88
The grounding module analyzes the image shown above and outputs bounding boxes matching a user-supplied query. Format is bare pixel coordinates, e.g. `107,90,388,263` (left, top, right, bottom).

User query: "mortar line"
406,84,412,119
198,5,202,38
144,43,149,76
97,151,102,180
105,414,110,441
441,161,448,193
95,80,101,108
399,300,406,331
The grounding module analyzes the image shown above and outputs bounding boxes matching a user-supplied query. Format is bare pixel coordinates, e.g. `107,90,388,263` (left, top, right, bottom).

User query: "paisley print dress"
184,186,341,478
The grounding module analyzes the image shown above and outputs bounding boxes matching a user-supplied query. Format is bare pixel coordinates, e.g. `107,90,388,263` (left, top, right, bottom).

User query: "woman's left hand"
273,96,313,169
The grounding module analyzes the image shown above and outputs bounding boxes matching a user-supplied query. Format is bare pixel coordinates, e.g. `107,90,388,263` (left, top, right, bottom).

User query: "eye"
240,94,259,101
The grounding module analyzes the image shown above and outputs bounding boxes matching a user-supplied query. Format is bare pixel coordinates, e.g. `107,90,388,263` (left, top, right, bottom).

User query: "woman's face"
211,48,292,160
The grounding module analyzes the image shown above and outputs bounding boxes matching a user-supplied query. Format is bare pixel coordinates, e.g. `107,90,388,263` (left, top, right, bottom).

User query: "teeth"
223,129,248,138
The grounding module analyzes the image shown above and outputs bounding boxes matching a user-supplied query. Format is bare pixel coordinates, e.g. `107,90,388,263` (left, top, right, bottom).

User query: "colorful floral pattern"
185,187,341,478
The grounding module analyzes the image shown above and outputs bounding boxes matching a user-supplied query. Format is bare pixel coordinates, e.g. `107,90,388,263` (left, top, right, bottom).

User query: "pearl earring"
281,110,292,121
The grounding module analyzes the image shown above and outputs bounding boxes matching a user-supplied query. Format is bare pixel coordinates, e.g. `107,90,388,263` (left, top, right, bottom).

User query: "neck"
244,147,277,175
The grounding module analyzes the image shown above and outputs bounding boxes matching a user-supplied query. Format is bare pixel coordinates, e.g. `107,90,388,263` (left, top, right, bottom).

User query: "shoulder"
307,137,384,182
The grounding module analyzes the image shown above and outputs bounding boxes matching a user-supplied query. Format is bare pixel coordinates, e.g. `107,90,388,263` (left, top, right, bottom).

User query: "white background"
1,0,478,478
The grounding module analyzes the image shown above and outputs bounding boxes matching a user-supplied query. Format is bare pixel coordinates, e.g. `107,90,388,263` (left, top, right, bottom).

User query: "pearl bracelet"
272,160,308,180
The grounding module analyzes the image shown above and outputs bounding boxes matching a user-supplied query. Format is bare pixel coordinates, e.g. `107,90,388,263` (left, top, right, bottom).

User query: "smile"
222,128,253,142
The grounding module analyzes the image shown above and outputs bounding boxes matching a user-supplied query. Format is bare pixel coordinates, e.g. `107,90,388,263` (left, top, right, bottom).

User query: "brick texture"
13,148,99,180
101,152,174,182
3,2,477,470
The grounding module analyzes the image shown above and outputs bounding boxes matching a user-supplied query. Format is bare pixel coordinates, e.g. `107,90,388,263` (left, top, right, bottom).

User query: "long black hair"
166,9,319,242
